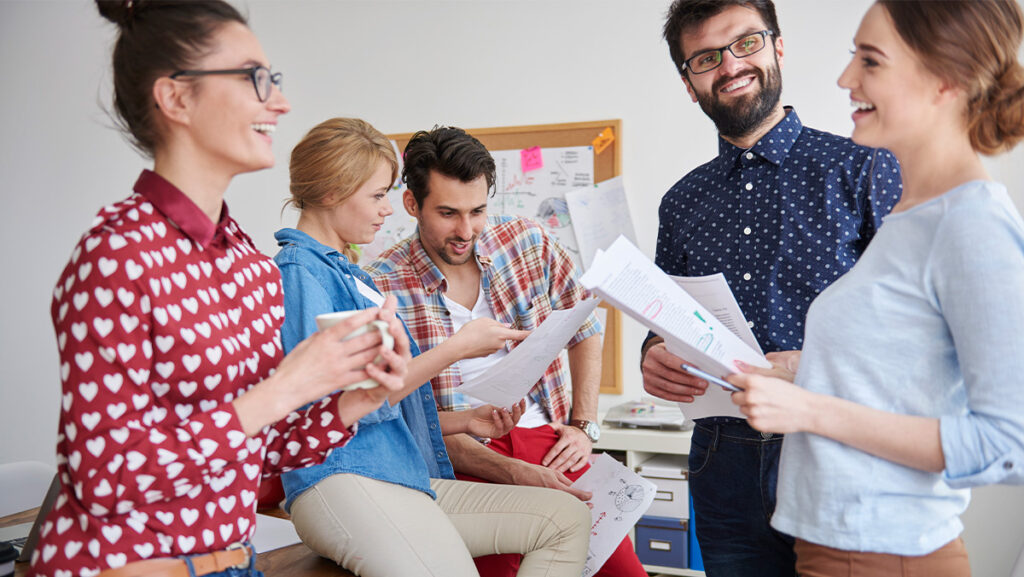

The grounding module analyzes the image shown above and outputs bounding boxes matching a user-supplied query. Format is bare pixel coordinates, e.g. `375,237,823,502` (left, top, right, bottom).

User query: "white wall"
2,1,1022,574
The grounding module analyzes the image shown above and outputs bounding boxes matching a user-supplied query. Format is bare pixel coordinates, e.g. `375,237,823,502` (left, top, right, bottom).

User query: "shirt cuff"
940,414,1024,488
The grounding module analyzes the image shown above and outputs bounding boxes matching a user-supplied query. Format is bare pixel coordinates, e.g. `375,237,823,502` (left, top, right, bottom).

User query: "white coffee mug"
315,311,395,391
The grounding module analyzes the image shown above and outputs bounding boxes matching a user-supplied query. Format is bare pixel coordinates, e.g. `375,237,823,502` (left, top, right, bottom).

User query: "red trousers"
456,426,648,577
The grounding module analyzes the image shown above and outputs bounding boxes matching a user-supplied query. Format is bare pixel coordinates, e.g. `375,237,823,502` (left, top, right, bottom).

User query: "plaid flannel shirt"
366,215,601,424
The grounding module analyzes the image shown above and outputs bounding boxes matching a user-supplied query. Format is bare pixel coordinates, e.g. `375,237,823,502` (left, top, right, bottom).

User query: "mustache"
712,68,764,93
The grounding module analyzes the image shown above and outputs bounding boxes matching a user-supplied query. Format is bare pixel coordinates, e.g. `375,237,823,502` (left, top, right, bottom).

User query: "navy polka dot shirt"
653,108,901,353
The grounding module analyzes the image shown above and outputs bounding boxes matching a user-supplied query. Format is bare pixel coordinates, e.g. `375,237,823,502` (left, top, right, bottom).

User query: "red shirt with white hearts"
30,170,355,577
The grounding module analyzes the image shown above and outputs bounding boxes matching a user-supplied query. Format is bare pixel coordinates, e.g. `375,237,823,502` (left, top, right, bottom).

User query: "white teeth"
252,123,276,135
852,100,875,111
722,78,753,93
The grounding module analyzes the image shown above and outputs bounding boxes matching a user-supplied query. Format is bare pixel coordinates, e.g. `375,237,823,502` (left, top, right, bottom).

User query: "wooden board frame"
388,120,624,395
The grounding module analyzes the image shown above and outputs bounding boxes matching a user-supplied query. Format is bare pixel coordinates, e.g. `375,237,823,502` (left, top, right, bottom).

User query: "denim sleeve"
278,260,334,355
932,196,1024,487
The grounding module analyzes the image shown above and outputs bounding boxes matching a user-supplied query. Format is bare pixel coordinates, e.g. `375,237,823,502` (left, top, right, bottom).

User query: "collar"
716,107,803,167
133,169,230,248
275,227,347,260
407,226,493,295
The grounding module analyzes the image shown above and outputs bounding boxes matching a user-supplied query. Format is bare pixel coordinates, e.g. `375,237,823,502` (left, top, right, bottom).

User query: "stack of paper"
580,237,769,420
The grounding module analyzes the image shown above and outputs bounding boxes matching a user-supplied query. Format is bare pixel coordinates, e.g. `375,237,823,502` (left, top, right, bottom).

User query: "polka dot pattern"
655,110,901,353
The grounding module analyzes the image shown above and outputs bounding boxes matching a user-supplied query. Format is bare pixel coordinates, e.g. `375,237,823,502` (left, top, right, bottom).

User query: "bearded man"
640,1,903,575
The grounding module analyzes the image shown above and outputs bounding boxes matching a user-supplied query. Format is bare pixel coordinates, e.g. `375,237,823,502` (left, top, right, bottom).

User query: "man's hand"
642,341,709,403
464,400,525,439
509,459,592,501
449,318,530,359
542,422,592,473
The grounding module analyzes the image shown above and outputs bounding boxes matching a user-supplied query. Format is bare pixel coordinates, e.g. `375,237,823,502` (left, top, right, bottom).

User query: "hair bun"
95,0,142,27
972,62,1024,154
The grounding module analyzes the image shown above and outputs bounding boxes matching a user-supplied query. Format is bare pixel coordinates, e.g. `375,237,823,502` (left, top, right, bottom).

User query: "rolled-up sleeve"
932,196,1024,487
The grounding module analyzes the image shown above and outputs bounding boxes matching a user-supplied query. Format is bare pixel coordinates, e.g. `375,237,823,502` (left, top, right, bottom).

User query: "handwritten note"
573,454,656,576
520,146,544,173
489,145,595,270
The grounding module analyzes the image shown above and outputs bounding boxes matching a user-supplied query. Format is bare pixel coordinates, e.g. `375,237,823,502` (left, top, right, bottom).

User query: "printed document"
573,454,656,576
580,237,769,420
455,298,600,408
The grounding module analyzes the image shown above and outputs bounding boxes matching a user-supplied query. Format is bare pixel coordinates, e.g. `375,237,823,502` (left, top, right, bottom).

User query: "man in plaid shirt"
366,126,647,577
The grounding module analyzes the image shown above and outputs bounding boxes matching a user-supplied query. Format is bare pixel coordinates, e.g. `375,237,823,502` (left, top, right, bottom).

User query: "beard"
695,59,783,141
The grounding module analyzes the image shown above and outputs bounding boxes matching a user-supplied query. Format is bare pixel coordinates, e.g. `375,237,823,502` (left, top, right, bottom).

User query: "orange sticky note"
592,127,615,155
521,146,543,173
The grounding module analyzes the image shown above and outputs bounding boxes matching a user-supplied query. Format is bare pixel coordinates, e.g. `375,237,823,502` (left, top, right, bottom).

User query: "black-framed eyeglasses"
169,66,283,102
682,30,774,75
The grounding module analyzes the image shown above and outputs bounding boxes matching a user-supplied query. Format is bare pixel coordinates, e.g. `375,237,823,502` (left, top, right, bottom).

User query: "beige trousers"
289,474,591,577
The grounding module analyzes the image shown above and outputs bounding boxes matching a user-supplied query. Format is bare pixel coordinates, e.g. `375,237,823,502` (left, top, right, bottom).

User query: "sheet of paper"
572,454,657,576
489,146,595,270
565,176,638,271
252,513,301,554
455,298,600,407
580,237,768,420
671,273,763,355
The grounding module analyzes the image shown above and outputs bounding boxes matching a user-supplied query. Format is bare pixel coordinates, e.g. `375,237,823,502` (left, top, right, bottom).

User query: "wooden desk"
0,508,354,577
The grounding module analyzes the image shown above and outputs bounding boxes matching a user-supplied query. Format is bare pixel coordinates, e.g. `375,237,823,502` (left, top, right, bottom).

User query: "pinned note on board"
520,146,544,173
592,127,615,155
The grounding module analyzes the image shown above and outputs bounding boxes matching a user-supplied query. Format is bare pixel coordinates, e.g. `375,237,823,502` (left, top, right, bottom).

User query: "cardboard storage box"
635,515,688,569
637,454,689,519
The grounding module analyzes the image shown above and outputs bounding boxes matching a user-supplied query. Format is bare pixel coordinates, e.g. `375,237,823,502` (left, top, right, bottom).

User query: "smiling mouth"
721,76,754,93
852,100,876,111
252,123,276,135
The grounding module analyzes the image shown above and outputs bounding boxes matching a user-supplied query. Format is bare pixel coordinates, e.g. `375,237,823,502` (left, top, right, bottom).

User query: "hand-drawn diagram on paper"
488,146,595,269
573,454,656,576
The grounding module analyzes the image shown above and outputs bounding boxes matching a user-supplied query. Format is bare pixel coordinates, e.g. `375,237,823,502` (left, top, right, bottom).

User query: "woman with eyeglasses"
30,2,409,576
270,117,592,577
729,1,1024,574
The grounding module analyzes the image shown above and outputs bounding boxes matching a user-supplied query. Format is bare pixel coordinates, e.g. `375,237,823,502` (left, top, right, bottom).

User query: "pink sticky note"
521,146,543,173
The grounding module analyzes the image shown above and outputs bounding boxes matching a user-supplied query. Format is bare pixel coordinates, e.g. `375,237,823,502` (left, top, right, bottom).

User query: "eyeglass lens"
690,32,767,74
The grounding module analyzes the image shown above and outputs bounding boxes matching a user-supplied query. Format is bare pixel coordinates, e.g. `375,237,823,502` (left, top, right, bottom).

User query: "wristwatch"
570,419,601,443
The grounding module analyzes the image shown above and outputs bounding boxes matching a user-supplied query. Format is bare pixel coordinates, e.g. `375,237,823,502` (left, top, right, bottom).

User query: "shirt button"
743,227,752,235
745,183,753,191
747,321,755,328
430,423,437,430
743,273,752,281
1004,461,1014,470
745,152,754,160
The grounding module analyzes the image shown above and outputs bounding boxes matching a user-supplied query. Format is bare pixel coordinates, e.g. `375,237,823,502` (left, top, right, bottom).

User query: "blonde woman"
273,118,591,577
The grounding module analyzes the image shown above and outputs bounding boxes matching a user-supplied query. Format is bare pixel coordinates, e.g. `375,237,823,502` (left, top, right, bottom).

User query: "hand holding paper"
454,298,600,408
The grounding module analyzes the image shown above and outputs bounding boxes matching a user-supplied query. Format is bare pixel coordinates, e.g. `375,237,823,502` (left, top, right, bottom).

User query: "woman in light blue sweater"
728,1,1024,575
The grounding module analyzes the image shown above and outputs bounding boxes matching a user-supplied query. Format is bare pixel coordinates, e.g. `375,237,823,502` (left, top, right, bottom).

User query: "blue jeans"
688,417,796,577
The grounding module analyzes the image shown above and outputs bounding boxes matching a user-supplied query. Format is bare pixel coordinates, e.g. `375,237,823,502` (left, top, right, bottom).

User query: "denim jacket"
274,228,454,511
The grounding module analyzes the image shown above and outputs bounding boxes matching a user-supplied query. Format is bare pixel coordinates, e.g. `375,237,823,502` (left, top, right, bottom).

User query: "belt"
97,542,250,577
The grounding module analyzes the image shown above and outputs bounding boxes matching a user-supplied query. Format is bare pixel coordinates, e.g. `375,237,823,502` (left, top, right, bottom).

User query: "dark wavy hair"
402,127,496,208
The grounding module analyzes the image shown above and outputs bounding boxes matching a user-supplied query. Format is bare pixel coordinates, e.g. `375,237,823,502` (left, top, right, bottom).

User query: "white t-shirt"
443,284,549,428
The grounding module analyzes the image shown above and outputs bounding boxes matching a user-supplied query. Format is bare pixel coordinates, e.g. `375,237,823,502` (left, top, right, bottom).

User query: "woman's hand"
465,400,526,438
735,350,802,383
378,295,412,362
727,373,816,434
449,318,530,360
236,308,394,436
336,346,408,427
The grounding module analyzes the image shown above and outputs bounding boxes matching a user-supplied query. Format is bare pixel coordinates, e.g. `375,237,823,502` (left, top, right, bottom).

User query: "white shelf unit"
593,424,705,577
